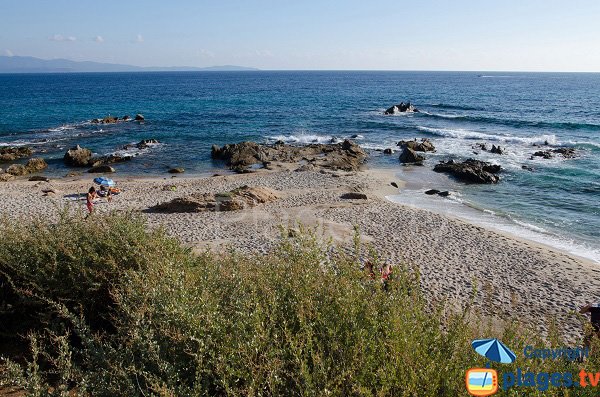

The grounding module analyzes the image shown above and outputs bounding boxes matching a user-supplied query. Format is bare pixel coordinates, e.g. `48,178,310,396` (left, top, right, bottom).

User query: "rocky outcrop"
5,158,47,176
384,102,419,114
0,147,33,162
490,145,504,154
91,116,119,124
532,147,576,159
383,148,394,155
211,140,367,173
64,145,93,167
135,114,145,121
150,185,279,213
424,189,440,195
399,147,424,164
89,154,133,167
397,138,435,152
433,159,501,184
87,165,115,173
135,139,159,149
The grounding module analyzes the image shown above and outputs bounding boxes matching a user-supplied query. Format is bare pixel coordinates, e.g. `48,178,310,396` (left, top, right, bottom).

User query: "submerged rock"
384,102,419,114
433,159,501,184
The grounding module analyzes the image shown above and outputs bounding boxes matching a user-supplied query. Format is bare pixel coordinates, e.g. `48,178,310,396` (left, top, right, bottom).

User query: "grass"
0,211,599,396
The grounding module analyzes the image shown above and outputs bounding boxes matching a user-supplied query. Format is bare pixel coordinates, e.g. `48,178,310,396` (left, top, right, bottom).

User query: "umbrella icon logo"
466,339,516,396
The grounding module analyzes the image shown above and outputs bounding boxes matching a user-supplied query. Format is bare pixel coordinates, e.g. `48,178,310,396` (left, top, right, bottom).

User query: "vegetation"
0,212,598,396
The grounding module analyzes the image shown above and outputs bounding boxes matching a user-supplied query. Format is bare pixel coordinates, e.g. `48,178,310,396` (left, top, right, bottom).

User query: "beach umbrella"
93,176,115,187
472,338,516,364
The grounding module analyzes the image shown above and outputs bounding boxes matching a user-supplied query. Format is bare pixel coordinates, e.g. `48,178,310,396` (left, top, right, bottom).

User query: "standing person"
86,186,97,218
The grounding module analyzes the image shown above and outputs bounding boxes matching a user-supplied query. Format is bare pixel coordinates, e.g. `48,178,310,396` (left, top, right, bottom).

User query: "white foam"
387,192,600,264
417,126,558,145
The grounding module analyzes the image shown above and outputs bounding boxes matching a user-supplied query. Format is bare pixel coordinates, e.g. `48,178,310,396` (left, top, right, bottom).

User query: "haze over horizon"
2,0,600,72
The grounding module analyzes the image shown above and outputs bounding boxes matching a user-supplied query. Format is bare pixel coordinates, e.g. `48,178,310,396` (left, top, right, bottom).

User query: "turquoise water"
0,71,598,260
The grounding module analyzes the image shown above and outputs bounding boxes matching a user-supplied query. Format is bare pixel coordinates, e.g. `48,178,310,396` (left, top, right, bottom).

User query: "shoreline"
1,165,599,340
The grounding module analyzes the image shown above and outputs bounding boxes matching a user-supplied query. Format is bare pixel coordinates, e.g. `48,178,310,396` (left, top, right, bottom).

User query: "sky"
1,0,600,71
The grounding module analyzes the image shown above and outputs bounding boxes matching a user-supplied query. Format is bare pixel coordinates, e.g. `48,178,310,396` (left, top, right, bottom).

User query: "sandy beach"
1,164,598,341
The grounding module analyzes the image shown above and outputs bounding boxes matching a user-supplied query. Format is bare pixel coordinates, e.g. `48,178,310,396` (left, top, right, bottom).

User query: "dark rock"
397,138,435,152
552,147,576,158
0,147,33,162
90,154,133,167
136,139,160,149
384,102,419,114
390,182,399,188
433,159,501,184
533,150,553,159
87,165,115,173
28,176,49,182
399,147,424,164
350,134,361,139
383,148,394,155
490,145,504,154
135,114,145,121
64,145,93,167
521,165,534,171
437,191,451,197
424,189,440,195
168,167,185,174
473,143,488,151
122,115,131,121
340,192,368,200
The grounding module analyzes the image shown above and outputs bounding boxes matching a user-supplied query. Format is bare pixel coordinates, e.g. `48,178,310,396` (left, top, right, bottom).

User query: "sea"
0,71,599,262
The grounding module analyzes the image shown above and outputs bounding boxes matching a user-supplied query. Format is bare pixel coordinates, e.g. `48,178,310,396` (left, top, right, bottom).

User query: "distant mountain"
0,56,259,73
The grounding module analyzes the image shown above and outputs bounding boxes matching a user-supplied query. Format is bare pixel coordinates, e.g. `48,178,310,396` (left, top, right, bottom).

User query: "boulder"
87,165,115,173
150,186,279,213
136,139,159,149
383,148,394,155
473,143,488,151
0,147,33,162
384,102,419,114
135,114,145,121
64,145,93,167
424,189,440,195
433,159,501,184
6,164,27,176
397,138,435,152
399,147,424,164
92,116,118,124
168,167,185,174
122,115,131,121
533,150,553,159
532,147,576,160
0,173,15,182
340,192,368,200
390,182,399,188
25,158,48,173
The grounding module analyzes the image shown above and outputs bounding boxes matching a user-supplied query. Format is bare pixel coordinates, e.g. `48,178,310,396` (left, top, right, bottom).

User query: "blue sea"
0,71,599,261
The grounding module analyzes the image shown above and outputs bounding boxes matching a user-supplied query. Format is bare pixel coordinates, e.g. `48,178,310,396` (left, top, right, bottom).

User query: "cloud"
93,35,104,43
135,34,144,43
49,34,76,42
4,49,14,57
197,49,215,59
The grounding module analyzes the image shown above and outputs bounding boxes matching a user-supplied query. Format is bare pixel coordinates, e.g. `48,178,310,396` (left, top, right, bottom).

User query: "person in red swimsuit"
86,186,97,218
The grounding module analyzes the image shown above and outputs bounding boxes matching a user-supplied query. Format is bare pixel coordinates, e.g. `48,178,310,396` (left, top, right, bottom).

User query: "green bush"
0,212,598,396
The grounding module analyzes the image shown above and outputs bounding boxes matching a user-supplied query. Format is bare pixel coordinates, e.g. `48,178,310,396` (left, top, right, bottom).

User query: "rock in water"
168,167,185,174
87,165,115,173
433,159,501,184
397,138,435,152
25,158,48,173
0,146,33,162
390,182,399,188
399,147,424,164
135,114,145,121
424,189,440,195
383,148,394,155
384,102,419,114
64,145,93,167
438,191,451,197
490,145,504,154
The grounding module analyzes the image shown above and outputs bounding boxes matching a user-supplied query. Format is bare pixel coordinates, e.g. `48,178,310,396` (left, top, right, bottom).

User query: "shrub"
0,212,598,396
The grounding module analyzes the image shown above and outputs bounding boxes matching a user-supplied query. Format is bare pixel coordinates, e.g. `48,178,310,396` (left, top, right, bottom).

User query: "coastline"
0,165,598,341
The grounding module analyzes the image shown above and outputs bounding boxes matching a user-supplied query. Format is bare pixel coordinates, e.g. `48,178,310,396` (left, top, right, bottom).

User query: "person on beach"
86,186,97,218
580,302,600,346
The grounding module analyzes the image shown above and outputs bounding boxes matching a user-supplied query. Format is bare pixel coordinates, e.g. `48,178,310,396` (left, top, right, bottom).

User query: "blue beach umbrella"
93,176,115,187
472,338,516,364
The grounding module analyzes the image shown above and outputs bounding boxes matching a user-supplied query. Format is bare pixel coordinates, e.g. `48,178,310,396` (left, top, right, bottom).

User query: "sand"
1,167,598,341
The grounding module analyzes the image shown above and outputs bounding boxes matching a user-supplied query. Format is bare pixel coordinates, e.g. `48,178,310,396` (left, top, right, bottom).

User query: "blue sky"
1,0,600,71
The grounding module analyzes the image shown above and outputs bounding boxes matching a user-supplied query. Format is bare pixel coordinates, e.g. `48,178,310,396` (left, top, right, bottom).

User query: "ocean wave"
421,112,600,131
429,103,484,111
417,126,558,145
267,134,364,145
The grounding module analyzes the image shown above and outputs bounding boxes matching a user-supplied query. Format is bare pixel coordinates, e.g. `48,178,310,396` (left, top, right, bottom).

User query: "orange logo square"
466,368,498,396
